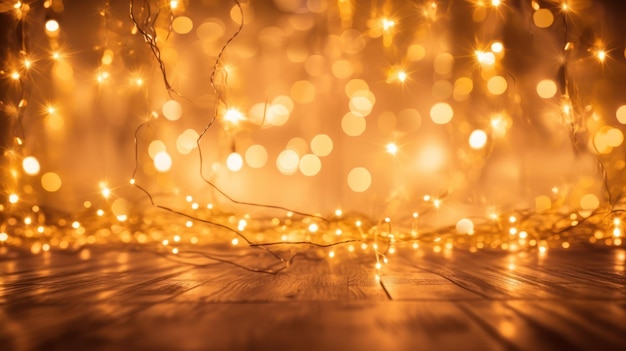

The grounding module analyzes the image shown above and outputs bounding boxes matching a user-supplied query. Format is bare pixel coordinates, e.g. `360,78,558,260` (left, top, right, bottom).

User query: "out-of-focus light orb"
22,156,40,175
345,79,369,97
299,154,322,176
580,193,600,210
456,218,475,235
386,143,399,155
286,137,309,155
432,80,453,100
469,130,488,149
606,128,624,147
45,19,59,33
154,151,172,172
226,152,244,172
245,145,268,168
332,59,354,79
417,144,446,172
397,108,422,132
347,167,372,192
434,53,454,75
148,140,166,159
172,16,193,34
8,194,19,204
291,80,316,104
487,75,507,95
533,8,554,28
491,41,504,53
536,79,557,99
535,195,552,212
111,198,129,218
162,100,183,121
53,60,73,81
430,102,453,124
616,105,626,124
453,77,473,101
176,129,199,155
342,112,367,136
267,104,290,126
310,134,333,157
407,44,426,62
196,20,225,41
41,172,62,192
276,149,300,175
349,93,375,117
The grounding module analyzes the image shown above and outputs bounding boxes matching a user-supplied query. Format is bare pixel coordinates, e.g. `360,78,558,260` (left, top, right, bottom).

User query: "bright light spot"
308,223,319,232
0,232,7,242
490,114,510,138
100,184,111,199
491,0,501,6
154,151,172,172
226,152,244,172
231,238,239,246
22,156,40,175
381,18,395,30
596,49,607,62
328,251,335,258
397,70,407,82
469,130,488,149
475,51,495,66
170,0,178,9
491,41,504,53
10,71,20,80
8,194,18,204
45,19,60,33
386,143,399,155
223,108,245,124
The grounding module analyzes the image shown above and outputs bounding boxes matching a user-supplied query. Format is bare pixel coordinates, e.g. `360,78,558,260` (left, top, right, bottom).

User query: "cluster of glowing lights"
1,0,625,284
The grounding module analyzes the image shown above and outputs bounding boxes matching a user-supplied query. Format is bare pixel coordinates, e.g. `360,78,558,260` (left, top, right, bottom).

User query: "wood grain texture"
0,246,625,350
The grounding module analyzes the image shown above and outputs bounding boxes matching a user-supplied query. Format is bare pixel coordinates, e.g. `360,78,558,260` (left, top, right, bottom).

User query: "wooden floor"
0,245,625,351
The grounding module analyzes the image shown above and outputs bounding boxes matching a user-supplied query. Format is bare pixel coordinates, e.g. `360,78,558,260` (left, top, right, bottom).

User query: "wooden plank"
72,301,506,351
504,300,626,350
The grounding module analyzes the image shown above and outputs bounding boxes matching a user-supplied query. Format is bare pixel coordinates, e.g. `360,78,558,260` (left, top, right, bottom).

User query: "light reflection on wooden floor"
1,246,625,350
